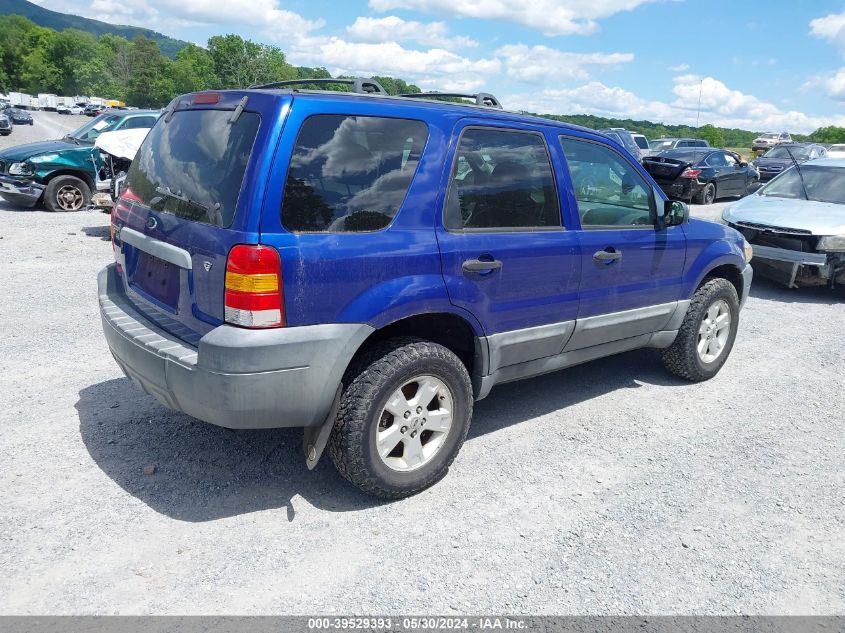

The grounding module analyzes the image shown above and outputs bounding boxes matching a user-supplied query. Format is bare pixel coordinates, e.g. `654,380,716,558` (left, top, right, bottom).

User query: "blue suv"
98,79,753,498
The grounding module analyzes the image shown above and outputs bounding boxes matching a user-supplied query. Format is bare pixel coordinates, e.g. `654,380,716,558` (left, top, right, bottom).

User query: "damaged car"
722,159,845,291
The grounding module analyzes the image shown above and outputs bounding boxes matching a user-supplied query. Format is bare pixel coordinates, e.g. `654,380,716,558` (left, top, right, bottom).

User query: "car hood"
0,139,77,162
723,194,845,235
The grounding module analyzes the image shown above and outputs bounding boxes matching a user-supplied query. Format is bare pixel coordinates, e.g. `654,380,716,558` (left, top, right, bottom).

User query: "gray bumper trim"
751,245,828,266
98,265,373,429
740,263,753,309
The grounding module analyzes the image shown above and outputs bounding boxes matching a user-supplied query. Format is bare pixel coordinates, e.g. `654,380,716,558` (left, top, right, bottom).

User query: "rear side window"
281,115,428,233
121,115,157,130
633,136,649,149
126,109,261,228
444,127,560,231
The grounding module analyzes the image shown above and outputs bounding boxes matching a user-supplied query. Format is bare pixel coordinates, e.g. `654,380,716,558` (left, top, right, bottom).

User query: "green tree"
697,124,726,148
807,126,845,144
171,43,218,94
126,36,174,107
207,34,295,88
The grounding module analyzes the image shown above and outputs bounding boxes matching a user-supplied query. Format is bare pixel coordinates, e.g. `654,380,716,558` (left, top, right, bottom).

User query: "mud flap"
303,385,342,470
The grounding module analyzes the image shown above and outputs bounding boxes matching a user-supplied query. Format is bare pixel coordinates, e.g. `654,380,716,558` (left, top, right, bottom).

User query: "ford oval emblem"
146,216,158,230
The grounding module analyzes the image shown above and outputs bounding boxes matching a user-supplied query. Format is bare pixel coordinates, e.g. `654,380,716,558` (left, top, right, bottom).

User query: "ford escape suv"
99,79,753,499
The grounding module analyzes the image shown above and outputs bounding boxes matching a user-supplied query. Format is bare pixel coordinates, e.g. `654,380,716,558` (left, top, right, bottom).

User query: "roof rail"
249,77,387,94
398,91,502,109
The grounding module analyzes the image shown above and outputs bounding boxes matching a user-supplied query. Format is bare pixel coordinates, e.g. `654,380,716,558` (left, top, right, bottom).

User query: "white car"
722,158,845,290
57,104,85,115
825,144,845,159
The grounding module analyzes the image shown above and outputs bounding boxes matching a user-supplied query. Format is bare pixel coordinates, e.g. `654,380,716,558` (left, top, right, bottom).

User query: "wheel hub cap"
375,375,453,472
697,299,731,363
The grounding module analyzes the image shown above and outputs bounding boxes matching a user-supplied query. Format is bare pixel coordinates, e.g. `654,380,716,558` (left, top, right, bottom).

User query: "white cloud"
496,44,633,82
810,11,845,50
368,0,664,36
668,63,689,72
346,16,477,49
289,37,500,81
507,75,845,133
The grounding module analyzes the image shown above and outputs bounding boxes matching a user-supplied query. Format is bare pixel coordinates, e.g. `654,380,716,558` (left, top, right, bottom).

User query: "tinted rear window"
281,115,428,232
126,110,260,228
633,136,649,149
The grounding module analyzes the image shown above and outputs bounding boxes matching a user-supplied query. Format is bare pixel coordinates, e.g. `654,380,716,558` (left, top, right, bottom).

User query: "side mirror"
740,161,748,167
661,199,689,227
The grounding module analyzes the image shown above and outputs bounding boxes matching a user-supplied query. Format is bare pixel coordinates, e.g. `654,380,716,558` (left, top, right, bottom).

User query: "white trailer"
38,93,58,110
9,92,31,108
29,96,39,109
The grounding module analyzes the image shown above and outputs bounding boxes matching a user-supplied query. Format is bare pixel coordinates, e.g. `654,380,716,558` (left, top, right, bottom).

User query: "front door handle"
593,249,622,263
462,258,503,273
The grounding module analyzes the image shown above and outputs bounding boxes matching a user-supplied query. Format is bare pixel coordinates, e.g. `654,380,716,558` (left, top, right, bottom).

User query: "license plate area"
132,252,180,309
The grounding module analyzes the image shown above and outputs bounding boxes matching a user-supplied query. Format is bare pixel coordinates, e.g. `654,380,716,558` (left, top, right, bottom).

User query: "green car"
0,110,160,211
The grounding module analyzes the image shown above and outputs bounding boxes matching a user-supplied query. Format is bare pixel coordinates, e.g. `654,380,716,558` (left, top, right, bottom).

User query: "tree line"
0,16,422,107
2,14,844,144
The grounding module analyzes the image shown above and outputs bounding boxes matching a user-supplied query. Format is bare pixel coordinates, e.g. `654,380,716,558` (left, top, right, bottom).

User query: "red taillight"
192,92,221,105
680,168,702,179
224,245,285,328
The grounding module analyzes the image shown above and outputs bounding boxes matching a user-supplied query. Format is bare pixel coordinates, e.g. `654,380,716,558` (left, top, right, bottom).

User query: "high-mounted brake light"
192,92,221,105
224,245,285,328
680,168,702,179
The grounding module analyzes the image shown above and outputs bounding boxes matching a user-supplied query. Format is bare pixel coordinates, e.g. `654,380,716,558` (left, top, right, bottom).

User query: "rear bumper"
98,265,373,429
0,175,44,206
656,179,701,201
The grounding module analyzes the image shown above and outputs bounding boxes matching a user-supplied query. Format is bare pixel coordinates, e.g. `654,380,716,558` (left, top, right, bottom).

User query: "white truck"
38,93,58,110
9,92,31,108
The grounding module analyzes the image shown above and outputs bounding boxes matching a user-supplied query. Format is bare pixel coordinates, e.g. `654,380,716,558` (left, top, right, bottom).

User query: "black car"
6,108,34,125
643,148,758,205
751,143,826,182
83,104,101,117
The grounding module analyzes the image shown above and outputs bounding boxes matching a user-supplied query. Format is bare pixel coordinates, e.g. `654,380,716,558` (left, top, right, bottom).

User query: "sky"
27,0,845,133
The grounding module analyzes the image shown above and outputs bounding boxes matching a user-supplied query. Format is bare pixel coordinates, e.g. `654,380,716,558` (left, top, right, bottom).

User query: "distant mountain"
0,0,190,58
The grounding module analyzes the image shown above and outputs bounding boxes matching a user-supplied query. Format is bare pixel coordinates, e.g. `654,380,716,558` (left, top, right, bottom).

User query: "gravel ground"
0,120,843,615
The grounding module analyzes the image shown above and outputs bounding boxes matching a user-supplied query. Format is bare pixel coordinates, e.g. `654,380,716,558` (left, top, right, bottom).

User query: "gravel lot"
0,116,843,615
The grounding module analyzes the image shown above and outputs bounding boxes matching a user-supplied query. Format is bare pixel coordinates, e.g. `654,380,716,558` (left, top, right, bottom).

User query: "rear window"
633,136,649,149
281,115,428,232
125,110,260,228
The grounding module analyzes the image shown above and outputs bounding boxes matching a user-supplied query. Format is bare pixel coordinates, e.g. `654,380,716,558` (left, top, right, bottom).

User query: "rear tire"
694,182,716,205
328,337,473,499
43,175,90,212
662,278,740,382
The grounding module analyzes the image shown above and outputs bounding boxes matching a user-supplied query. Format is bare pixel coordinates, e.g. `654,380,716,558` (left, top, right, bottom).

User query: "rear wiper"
153,186,221,223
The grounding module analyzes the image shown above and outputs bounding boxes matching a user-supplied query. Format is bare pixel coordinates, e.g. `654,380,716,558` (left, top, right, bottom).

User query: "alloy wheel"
375,375,453,472
697,299,731,363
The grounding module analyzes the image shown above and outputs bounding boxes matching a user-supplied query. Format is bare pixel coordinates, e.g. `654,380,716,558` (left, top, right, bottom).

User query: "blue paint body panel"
111,88,748,351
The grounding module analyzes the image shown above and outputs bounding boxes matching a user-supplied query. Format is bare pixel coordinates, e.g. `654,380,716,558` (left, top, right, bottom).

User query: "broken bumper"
0,175,44,207
751,245,838,288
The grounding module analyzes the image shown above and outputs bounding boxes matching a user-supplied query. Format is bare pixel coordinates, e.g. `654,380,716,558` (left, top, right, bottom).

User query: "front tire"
328,338,473,499
43,175,91,212
661,278,740,382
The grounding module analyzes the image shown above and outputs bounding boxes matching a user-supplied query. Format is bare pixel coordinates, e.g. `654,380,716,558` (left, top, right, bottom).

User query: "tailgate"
111,92,288,344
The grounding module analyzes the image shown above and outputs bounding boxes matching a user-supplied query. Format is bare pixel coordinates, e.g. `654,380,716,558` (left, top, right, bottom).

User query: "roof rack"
398,91,502,109
249,77,387,94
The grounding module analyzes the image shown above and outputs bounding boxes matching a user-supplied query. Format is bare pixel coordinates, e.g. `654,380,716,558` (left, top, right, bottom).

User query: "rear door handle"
462,258,503,273
593,249,622,263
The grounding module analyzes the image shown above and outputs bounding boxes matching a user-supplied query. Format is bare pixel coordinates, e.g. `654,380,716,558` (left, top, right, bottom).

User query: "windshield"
126,109,261,228
763,146,811,160
649,140,675,150
760,165,845,204
760,133,779,140
68,114,122,143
